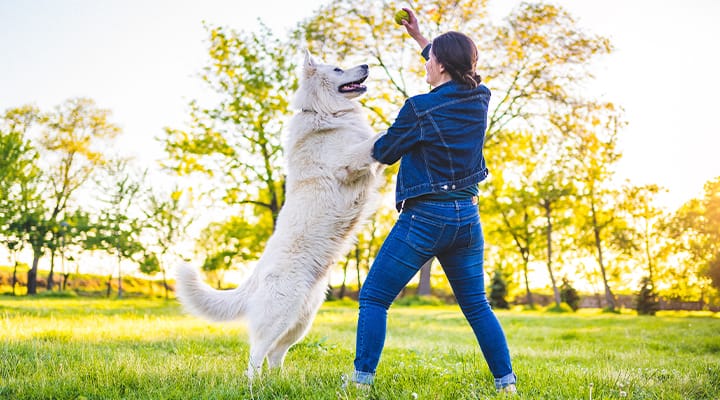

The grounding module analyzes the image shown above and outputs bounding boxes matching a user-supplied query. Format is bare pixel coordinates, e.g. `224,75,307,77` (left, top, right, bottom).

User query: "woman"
347,8,517,394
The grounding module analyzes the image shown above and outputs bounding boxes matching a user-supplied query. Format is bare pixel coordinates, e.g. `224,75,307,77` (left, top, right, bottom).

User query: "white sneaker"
498,383,517,395
341,374,371,392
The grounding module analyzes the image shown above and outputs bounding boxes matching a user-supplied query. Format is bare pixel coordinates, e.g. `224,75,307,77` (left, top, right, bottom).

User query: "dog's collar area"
301,109,356,117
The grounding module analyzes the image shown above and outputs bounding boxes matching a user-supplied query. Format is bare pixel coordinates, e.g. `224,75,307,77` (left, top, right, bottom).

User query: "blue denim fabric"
372,81,491,210
353,199,515,387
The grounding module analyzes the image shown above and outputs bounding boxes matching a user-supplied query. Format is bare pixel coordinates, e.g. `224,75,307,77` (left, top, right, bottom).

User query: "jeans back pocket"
405,213,445,253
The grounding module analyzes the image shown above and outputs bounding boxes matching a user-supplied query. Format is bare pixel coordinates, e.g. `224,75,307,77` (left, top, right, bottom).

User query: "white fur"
176,51,383,379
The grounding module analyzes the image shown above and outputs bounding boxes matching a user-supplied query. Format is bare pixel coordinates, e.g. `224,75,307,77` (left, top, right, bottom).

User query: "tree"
339,205,395,298
1,110,41,295
87,160,146,298
1,106,46,295
138,251,161,296
616,183,674,299
6,98,120,295
195,214,272,289
666,177,720,303
1,106,40,217
0,111,37,296
567,103,625,311
297,0,613,295
163,23,296,229
482,130,544,308
536,169,574,308
143,187,195,299
47,211,91,291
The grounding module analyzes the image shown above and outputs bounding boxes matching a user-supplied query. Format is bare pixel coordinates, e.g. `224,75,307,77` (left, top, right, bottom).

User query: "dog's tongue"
341,83,366,92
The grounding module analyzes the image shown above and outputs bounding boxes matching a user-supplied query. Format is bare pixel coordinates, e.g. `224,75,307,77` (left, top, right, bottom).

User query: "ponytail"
431,32,481,88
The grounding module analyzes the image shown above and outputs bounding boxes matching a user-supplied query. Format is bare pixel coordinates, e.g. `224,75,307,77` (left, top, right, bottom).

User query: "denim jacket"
372,71,491,210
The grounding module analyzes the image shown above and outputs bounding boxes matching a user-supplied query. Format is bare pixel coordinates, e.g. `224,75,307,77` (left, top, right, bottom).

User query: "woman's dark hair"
431,31,482,88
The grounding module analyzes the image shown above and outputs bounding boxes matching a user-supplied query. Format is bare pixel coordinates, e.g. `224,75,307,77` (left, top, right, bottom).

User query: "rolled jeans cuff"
352,370,375,385
494,372,517,389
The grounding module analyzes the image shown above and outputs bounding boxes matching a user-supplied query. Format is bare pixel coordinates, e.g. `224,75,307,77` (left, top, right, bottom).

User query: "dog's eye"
334,68,343,73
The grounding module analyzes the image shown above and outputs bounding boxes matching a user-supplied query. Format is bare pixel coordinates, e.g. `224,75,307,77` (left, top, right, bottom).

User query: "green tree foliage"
481,131,543,308
565,102,626,311
0,106,39,213
163,23,296,227
1,106,45,295
86,161,146,298
1,108,42,295
619,184,666,279
296,0,613,296
666,177,720,301
5,99,120,295
195,214,272,288
142,187,194,299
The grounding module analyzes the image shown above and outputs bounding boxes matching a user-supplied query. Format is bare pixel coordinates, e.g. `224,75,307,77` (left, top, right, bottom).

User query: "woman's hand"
400,8,430,49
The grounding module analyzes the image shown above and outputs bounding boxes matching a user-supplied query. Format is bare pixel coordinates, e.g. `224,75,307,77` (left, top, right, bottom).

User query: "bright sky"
1,0,719,212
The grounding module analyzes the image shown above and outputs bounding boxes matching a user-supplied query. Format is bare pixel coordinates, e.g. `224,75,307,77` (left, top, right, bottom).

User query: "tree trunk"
591,205,616,310
117,253,123,298
521,251,534,308
339,258,350,299
27,249,41,295
162,268,169,300
543,202,561,307
62,273,70,291
106,275,112,298
47,250,56,291
644,219,655,282
12,262,18,296
355,246,362,292
417,259,433,296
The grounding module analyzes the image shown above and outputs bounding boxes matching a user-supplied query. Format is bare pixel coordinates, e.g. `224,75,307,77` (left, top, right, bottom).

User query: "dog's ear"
303,49,317,78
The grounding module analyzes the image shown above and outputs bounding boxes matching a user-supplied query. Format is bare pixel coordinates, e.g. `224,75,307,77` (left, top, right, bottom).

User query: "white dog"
176,51,383,378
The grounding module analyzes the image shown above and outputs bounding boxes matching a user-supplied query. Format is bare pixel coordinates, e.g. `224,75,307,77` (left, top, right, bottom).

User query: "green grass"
1,297,718,399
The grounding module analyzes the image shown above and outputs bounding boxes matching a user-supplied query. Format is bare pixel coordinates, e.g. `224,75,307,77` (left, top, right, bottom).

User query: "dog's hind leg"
245,312,298,379
266,317,313,370
267,283,327,370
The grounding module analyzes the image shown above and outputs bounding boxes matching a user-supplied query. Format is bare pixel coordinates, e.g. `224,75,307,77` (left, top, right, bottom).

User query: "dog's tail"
175,263,249,322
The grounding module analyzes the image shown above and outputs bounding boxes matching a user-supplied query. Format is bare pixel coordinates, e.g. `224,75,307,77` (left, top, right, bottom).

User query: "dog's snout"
361,64,369,70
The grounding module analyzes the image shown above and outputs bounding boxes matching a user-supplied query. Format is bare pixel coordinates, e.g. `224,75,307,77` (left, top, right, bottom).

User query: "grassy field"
0,297,718,400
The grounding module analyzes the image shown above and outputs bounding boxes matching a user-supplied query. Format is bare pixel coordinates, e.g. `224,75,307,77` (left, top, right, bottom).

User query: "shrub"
545,302,574,313
635,276,659,316
488,270,509,309
560,277,580,311
395,295,446,307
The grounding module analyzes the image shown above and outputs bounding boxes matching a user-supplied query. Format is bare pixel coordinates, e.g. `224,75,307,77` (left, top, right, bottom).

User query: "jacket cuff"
421,44,431,61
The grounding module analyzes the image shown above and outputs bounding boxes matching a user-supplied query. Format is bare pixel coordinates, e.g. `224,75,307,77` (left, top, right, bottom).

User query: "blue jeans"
352,199,516,389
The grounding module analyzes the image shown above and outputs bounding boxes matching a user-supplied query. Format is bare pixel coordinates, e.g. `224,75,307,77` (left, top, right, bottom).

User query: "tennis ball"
394,9,410,25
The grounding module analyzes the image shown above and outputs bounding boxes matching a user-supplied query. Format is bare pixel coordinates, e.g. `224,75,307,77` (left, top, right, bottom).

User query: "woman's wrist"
413,35,430,49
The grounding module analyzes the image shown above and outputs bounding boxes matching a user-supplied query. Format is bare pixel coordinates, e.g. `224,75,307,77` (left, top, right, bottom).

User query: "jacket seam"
416,92,488,117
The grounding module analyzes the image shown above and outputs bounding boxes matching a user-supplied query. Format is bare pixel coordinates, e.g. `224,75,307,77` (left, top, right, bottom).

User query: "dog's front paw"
334,166,352,182
370,162,384,177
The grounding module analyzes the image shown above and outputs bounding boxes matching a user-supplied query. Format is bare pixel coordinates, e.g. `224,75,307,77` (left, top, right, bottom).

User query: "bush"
545,302,574,313
635,276,659,316
395,295,446,307
35,290,78,299
488,270,509,309
560,277,580,311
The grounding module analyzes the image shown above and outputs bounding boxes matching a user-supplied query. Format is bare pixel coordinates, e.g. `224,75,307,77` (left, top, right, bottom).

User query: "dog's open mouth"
339,75,368,93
